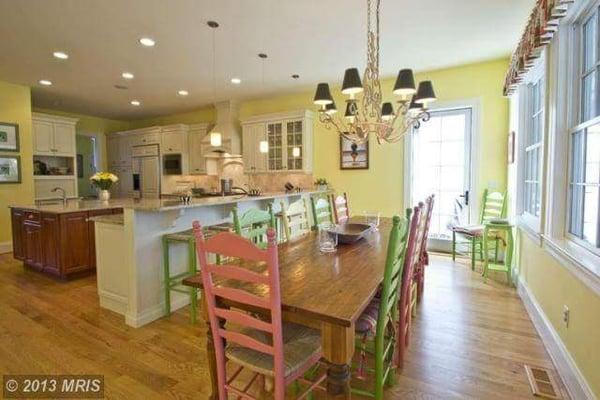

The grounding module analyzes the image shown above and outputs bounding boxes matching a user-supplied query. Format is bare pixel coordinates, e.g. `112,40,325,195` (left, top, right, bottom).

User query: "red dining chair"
192,222,326,400
415,194,435,303
395,203,423,370
331,192,350,224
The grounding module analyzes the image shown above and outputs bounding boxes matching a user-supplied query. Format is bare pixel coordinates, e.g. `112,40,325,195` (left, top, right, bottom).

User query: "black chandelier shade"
393,69,416,96
408,97,423,113
344,102,357,119
325,101,338,115
314,83,334,105
415,81,437,104
381,102,394,119
341,68,363,95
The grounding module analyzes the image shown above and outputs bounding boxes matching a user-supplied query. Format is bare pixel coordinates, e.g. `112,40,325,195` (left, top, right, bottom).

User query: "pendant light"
258,53,269,154
208,21,222,147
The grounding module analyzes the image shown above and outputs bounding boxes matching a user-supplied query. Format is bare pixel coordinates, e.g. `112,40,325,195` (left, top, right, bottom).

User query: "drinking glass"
318,222,338,253
363,211,381,231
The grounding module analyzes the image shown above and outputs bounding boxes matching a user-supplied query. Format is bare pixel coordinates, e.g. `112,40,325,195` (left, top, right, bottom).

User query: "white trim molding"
518,278,596,400
0,241,12,254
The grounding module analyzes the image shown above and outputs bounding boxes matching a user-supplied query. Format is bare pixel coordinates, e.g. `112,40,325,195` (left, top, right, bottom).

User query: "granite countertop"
89,214,124,225
9,190,328,214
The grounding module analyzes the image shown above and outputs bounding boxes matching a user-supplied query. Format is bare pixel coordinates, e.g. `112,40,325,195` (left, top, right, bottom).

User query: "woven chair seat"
452,224,484,237
226,322,321,378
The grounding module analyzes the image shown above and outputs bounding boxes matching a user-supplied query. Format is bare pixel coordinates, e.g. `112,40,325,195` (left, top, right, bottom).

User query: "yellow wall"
239,58,509,216
0,82,34,244
518,233,600,397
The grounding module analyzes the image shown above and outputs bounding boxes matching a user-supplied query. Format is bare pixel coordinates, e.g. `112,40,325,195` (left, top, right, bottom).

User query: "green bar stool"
162,223,232,324
482,221,514,286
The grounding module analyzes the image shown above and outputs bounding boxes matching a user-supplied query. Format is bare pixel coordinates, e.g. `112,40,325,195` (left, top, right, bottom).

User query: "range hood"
203,100,242,158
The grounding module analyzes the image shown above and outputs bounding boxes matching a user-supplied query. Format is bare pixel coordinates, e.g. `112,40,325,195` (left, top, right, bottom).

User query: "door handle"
459,190,469,206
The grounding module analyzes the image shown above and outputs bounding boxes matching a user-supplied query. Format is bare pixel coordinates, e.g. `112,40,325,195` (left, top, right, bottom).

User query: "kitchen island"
90,191,327,327
9,202,124,279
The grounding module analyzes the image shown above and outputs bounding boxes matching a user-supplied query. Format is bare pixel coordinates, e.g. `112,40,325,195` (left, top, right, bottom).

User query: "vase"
98,190,111,201
318,184,328,192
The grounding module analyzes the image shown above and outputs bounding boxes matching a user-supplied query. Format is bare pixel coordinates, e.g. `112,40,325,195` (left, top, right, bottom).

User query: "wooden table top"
184,217,391,327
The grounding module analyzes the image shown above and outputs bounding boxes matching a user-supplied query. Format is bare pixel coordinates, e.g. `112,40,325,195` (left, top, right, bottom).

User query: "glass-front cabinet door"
286,120,304,171
267,122,283,171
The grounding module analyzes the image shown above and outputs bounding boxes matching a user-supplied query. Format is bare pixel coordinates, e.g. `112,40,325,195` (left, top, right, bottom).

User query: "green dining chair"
451,189,507,270
310,194,333,228
351,211,411,400
232,204,276,249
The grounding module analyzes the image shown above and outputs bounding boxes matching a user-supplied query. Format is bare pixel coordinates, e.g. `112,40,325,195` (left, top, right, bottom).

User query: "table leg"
322,322,355,399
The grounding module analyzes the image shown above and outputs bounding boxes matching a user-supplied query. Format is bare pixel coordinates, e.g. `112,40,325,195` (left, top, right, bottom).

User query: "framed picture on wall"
0,155,21,184
0,122,19,152
340,136,369,169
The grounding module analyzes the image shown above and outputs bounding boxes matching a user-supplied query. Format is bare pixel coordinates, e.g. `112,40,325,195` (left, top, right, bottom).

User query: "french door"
408,107,474,252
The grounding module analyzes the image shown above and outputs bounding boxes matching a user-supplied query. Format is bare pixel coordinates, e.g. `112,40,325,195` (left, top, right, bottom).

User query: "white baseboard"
125,296,190,328
518,278,596,400
0,241,12,254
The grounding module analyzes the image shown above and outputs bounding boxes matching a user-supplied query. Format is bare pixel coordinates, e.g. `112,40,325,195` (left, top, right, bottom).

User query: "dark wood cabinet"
10,207,123,279
11,209,24,260
41,213,60,275
23,221,42,269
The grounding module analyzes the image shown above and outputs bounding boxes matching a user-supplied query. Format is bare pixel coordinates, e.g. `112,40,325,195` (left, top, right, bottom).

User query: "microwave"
163,154,182,175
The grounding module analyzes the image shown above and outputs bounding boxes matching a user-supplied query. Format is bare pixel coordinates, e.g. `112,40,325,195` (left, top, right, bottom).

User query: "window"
524,79,544,217
567,5,600,250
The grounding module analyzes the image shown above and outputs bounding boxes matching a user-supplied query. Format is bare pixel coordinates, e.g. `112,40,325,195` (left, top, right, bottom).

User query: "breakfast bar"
91,191,327,328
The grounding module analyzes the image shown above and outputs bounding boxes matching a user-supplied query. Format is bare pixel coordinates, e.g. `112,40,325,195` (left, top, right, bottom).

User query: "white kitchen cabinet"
107,135,132,167
189,123,210,174
131,131,160,146
242,122,268,173
32,113,78,156
161,125,188,154
241,110,313,173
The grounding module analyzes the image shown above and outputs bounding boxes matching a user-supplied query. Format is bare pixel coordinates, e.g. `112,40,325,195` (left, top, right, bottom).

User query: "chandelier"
313,0,437,144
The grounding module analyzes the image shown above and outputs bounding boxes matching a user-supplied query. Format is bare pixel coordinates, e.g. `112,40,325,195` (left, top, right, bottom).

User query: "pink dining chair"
395,203,423,370
331,192,350,224
415,194,435,303
192,221,326,400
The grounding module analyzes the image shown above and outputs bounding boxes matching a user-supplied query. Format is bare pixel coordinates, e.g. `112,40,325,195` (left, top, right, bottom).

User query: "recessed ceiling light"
139,37,156,47
39,79,53,86
53,51,69,60
130,100,141,106
177,90,189,96
230,78,241,85
122,72,134,79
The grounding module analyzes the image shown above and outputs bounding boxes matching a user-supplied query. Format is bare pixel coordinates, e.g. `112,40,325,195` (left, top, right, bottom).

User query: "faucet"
51,187,67,206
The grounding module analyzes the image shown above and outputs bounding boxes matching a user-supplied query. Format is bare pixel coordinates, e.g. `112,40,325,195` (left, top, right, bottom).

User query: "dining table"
183,217,393,399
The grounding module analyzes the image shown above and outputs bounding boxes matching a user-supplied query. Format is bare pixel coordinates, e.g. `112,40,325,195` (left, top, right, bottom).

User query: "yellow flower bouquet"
90,172,119,190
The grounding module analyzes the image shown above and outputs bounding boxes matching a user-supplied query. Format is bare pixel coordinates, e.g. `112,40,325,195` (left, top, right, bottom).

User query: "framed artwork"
340,136,369,169
0,155,21,184
0,122,19,152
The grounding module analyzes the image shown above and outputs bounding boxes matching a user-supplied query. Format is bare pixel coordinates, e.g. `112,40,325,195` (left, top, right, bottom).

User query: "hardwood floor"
0,252,565,399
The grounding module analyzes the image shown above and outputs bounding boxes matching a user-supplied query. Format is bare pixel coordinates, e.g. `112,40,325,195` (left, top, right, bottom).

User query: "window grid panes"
524,79,544,217
581,10,600,123
568,7,600,249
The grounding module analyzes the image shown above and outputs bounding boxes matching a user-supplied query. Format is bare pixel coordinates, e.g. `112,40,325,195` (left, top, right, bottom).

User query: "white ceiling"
0,0,533,120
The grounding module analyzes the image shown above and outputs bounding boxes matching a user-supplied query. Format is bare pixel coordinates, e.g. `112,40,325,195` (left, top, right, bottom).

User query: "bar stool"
162,223,233,324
